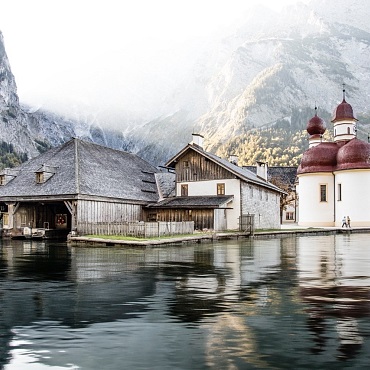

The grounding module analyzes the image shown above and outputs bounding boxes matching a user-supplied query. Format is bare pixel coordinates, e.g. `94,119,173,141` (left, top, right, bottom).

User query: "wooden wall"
175,150,234,182
151,208,214,230
77,200,143,225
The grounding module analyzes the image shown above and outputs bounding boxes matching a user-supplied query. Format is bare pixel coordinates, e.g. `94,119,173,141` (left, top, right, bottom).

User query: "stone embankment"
68,227,370,247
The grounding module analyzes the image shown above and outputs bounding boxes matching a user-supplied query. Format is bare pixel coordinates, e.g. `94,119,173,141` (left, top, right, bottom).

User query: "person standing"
347,216,351,228
342,216,347,228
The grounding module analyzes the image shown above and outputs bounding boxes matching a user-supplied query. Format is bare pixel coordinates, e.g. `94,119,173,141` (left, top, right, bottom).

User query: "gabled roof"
165,143,284,194
0,138,159,202
146,195,234,209
244,166,297,188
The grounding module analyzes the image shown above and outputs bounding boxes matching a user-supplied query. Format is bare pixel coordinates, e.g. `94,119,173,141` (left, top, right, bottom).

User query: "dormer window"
35,164,57,184
0,168,20,186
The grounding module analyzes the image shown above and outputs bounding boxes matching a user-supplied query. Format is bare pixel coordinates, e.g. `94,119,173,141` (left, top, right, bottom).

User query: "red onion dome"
298,142,339,174
336,138,370,170
331,99,357,123
307,114,326,136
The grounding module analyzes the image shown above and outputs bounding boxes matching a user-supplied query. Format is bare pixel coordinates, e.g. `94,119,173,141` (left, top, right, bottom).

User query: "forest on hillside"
215,111,370,167
0,141,28,170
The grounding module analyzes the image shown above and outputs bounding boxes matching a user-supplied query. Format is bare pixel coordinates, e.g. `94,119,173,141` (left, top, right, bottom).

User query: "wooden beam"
64,201,73,214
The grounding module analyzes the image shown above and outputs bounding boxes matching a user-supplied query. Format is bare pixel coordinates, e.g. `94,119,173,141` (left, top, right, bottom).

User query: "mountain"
0,30,132,168
128,0,370,165
2,0,370,168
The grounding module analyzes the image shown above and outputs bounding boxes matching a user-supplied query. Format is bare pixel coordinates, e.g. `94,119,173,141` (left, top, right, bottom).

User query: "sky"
0,0,309,123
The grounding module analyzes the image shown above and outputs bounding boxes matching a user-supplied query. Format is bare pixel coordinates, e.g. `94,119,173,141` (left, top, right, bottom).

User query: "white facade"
334,169,370,227
298,173,335,227
176,178,241,230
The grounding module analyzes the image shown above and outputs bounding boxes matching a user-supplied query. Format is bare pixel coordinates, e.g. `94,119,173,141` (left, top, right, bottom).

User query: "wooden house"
146,134,285,231
0,138,159,238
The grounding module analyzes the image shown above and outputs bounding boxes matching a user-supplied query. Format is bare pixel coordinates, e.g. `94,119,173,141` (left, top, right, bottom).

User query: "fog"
0,0,307,127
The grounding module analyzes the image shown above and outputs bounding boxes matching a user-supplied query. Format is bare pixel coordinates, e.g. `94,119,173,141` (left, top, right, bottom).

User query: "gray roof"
244,166,297,188
147,195,234,209
165,144,284,194
0,138,159,202
155,172,176,199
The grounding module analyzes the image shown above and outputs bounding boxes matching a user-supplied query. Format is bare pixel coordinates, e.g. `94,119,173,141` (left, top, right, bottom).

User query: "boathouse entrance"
2,201,72,239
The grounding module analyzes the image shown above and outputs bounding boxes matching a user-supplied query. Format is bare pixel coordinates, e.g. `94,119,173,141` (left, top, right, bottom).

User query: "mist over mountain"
1,0,370,168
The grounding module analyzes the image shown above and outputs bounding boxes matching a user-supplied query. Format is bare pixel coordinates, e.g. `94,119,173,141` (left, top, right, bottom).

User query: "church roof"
331,99,357,123
307,112,326,136
299,92,370,175
298,138,370,174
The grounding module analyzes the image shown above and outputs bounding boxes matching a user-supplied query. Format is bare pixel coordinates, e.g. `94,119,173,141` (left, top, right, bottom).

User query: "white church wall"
335,170,370,227
298,173,335,227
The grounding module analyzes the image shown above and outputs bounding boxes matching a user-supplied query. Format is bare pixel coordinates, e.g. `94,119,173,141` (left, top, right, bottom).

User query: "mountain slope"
2,0,370,169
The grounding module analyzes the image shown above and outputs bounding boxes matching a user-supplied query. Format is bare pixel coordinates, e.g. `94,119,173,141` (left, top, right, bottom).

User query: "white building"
297,90,370,227
147,134,285,231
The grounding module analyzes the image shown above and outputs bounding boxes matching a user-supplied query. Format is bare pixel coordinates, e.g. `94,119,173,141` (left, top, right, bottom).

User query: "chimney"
229,154,238,166
256,161,268,181
192,133,204,148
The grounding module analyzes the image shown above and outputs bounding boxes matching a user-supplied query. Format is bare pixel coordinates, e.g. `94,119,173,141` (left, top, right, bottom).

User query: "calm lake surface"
1,234,370,369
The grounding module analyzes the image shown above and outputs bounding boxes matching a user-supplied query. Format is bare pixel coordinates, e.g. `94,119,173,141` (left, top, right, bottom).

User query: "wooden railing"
78,221,194,238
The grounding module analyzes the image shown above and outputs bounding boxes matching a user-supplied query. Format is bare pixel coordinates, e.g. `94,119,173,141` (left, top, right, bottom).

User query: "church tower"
331,86,358,143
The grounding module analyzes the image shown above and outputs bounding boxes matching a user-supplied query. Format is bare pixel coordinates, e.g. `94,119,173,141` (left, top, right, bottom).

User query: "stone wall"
240,183,280,229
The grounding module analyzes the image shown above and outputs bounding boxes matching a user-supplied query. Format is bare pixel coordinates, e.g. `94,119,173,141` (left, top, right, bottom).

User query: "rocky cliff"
1,0,370,168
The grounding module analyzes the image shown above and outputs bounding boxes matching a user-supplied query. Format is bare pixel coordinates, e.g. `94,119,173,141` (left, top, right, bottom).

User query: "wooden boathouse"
0,138,159,239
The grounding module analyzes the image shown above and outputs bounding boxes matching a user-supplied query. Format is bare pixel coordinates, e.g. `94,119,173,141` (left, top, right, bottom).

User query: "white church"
297,89,370,227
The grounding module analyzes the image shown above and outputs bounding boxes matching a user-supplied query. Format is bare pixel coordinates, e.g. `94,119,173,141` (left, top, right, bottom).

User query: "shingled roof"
244,166,297,189
165,143,285,194
0,138,159,202
147,195,234,209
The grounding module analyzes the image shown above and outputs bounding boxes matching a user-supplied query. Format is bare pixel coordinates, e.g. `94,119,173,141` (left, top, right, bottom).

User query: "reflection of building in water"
297,235,370,360
4,237,370,368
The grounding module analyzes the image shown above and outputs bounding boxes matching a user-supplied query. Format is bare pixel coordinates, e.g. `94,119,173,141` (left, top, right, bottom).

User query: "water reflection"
298,235,370,361
1,234,370,369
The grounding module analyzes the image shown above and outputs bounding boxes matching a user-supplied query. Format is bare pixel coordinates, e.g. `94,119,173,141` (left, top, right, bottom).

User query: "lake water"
1,234,370,369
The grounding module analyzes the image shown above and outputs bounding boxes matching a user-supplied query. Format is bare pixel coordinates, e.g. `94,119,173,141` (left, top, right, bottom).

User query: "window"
147,213,157,221
338,183,342,201
217,183,225,195
181,184,188,196
36,172,44,184
3,213,9,227
286,212,294,220
183,161,189,167
320,184,327,202
0,176,5,186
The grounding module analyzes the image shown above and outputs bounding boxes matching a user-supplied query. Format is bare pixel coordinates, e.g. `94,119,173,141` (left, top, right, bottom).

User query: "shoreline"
67,226,370,247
